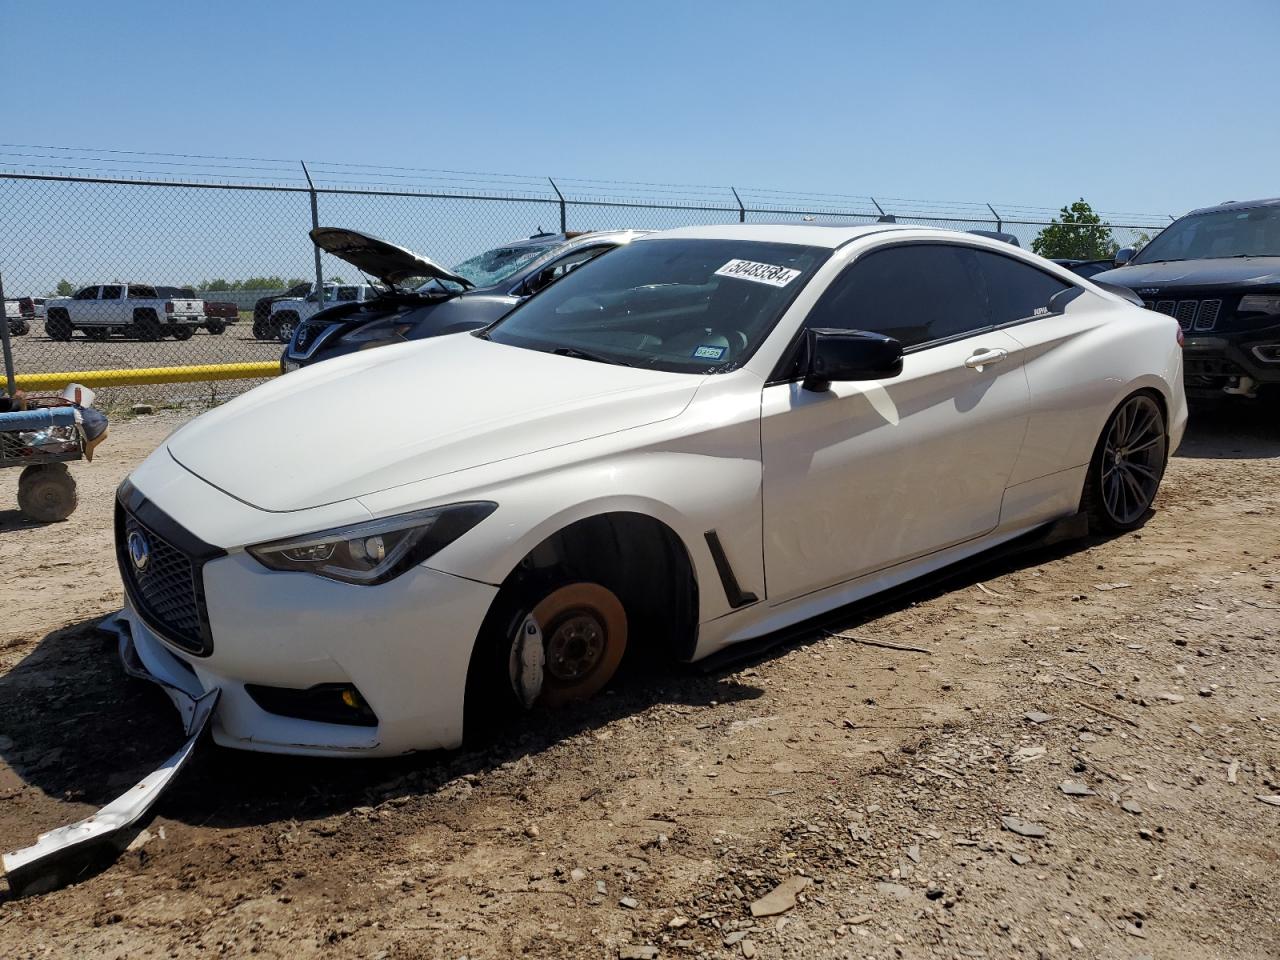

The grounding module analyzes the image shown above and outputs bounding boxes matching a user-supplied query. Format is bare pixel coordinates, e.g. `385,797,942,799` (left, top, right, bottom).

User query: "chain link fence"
0,166,1169,408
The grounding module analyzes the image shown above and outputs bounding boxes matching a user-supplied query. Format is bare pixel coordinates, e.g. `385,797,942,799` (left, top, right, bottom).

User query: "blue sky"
3,0,1277,219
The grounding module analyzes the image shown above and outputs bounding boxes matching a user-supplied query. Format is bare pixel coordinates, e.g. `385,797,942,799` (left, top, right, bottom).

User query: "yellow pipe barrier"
13,361,281,392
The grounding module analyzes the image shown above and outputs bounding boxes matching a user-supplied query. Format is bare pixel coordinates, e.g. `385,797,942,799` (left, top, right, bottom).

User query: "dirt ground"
0,404,1277,960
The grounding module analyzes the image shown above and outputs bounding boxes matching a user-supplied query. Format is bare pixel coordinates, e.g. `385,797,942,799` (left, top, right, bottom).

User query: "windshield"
446,238,563,288
483,238,831,373
1135,206,1280,263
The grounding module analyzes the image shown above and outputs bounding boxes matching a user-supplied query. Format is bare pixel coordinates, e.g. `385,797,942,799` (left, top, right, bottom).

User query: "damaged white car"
111,223,1187,758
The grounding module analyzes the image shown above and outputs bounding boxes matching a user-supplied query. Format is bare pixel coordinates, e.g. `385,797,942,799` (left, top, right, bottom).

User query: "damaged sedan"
110,223,1186,758
281,227,646,371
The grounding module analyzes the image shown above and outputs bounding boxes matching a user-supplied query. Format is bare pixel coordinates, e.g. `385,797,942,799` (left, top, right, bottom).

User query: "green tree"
1031,199,1119,260
54,279,76,296
241,276,288,290
198,278,234,292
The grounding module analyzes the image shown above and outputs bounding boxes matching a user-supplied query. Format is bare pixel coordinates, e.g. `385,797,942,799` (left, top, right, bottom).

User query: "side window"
336,286,360,302
74,287,99,300
523,246,610,296
128,284,157,299
548,246,608,280
805,244,988,349
974,251,1071,325
100,285,124,300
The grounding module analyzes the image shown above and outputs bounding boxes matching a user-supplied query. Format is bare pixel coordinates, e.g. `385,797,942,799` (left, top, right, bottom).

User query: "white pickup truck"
44,284,205,341
269,283,380,342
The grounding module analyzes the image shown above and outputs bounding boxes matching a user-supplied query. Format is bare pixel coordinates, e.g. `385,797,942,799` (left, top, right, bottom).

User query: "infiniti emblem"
128,530,151,572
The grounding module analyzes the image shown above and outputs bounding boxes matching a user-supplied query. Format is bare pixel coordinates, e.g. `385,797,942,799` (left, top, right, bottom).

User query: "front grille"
1174,300,1198,330
115,491,222,656
1142,298,1221,332
1194,299,1222,331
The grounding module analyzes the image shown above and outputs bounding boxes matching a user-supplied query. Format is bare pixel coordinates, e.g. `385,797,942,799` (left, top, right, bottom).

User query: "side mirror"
1113,247,1136,267
803,328,903,391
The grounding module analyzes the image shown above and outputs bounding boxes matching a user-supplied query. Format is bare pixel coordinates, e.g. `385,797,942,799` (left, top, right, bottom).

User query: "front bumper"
1183,319,1280,392
117,484,499,757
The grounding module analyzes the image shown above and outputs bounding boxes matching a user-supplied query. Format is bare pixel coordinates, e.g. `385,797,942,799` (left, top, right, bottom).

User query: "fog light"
1251,344,1280,364
244,682,378,727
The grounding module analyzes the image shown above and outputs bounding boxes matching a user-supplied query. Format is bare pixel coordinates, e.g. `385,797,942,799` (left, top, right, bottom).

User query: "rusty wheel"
17,463,78,523
528,582,627,707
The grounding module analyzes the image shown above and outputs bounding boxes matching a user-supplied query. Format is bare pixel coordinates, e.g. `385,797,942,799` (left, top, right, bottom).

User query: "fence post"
0,270,15,397
300,161,324,298
548,178,567,233
731,187,745,223
986,204,1003,232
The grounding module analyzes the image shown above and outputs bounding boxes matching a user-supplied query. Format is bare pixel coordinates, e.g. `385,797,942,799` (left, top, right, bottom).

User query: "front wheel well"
486,511,700,663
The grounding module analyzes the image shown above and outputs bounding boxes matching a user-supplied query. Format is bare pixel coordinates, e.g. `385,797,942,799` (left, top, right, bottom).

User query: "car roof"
1184,197,1280,217
635,222,1016,250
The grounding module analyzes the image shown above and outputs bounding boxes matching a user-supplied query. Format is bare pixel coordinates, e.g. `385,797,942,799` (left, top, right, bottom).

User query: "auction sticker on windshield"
714,259,802,288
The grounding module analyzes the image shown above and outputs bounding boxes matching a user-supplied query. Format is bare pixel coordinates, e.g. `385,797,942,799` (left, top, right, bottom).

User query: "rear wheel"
17,463,78,523
10,320,29,336
133,310,162,341
46,310,72,341
206,320,226,335
170,325,194,341
1082,392,1168,533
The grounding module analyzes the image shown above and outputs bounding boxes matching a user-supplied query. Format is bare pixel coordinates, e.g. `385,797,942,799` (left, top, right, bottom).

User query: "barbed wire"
0,143,1174,225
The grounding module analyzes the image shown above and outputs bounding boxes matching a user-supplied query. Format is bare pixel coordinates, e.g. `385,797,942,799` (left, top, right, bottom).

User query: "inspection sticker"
714,259,801,287
692,344,726,360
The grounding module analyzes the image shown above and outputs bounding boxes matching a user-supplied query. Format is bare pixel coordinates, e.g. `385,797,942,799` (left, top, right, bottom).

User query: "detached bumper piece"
1,615,217,898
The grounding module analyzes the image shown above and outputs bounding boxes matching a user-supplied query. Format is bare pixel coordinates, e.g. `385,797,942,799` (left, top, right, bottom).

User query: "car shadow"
0,524,1107,843
1176,400,1280,460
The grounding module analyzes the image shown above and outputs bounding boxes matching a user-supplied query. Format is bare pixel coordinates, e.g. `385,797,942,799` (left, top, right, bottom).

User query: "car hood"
1094,256,1280,291
310,227,473,288
167,334,703,512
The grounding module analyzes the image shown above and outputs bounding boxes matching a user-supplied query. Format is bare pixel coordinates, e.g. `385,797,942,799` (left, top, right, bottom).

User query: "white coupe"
113,224,1187,757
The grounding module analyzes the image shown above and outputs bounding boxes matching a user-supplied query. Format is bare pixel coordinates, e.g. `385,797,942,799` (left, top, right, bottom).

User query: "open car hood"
310,227,473,288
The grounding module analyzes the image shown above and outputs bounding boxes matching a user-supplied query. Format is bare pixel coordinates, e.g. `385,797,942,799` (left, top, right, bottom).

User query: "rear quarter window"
974,251,1072,325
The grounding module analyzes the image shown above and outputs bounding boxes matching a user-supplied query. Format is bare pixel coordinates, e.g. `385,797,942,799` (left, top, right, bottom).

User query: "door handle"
964,347,1008,370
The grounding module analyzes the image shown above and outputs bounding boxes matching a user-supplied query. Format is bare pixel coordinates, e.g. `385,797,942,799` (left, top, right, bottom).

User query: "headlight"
1238,295,1280,315
248,502,496,585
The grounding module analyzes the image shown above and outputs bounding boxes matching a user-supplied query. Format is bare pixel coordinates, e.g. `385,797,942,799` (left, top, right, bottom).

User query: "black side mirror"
803,328,903,391
1113,247,1136,267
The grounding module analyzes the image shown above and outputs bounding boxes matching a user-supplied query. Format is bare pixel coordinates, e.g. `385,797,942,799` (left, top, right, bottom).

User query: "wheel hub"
545,612,606,681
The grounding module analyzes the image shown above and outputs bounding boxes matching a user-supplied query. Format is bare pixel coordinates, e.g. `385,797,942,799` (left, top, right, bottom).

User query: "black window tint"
100,285,124,300
129,284,157,299
976,251,1071,325
73,287,98,300
807,244,988,348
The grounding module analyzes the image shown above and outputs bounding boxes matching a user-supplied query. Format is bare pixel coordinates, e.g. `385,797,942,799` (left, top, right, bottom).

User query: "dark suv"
1094,198,1280,400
